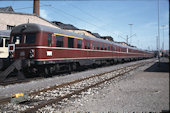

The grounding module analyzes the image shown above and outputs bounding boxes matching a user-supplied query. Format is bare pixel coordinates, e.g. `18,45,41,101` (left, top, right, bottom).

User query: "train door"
0,37,9,58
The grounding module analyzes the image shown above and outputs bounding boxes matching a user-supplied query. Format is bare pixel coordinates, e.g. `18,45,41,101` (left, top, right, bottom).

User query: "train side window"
25,34,36,44
111,46,113,51
84,40,86,49
92,41,95,50
105,44,107,50
5,39,9,47
85,40,87,49
56,35,64,47
124,48,126,52
108,45,110,51
77,39,81,48
68,37,74,48
48,34,52,47
0,38,3,47
97,43,100,50
101,43,103,50
87,41,90,49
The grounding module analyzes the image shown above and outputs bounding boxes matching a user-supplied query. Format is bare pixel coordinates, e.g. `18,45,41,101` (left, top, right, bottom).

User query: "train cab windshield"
11,33,36,44
11,35,22,44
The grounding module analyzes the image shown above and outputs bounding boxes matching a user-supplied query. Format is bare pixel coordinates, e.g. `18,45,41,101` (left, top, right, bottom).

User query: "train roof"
0,30,11,37
11,23,150,53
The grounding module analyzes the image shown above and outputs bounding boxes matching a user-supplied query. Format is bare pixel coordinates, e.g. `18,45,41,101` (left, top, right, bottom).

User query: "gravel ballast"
61,58,169,112
1,58,168,112
0,59,155,97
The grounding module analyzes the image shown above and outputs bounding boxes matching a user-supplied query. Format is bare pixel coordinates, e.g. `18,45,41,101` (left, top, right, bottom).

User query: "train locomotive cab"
9,24,41,60
8,24,53,77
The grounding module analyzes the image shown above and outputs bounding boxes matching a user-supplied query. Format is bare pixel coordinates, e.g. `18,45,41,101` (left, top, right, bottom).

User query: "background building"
0,6,59,31
52,21,98,38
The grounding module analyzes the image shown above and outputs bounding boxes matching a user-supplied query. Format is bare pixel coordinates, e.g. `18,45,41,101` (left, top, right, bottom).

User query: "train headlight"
29,49,35,58
8,44,15,52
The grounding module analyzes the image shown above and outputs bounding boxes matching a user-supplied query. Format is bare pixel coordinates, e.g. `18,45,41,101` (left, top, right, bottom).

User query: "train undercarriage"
0,57,151,82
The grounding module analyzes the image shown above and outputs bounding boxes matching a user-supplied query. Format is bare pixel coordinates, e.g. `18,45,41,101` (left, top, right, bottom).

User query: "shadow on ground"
144,58,169,73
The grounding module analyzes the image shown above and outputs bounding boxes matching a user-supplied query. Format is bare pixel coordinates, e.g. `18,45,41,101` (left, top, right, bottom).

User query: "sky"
0,0,169,50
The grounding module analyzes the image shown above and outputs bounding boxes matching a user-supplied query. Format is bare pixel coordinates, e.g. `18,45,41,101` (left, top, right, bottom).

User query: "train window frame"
97,42,100,50
84,40,87,49
48,34,52,47
84,40,86,49
108,44,110,51
114,47,117,51
111,46,113,51
68,37,74,48
87,41,90,49
77,39,82,49
92,41,95,50
56,35,64,47
12,34,22,44
5,39,9,47
119,48,121,52
0,38,3,47
101,43,103,50
104,44,107,50
123,48,126,52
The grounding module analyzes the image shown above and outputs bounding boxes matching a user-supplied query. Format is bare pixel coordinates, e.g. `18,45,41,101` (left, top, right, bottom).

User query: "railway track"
0,77,44,86
0,59,155,112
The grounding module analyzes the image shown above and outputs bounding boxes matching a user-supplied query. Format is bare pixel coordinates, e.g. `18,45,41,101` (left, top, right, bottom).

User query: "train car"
0,30,11,71
7,23,154,77
0,30,11,58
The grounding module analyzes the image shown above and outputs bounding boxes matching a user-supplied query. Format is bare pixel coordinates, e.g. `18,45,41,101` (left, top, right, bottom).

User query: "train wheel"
72,63,78,71
44,67,52,77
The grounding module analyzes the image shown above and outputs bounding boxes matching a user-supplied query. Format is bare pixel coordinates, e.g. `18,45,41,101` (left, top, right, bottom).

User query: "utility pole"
126,35,128,45
128,24,133,44
128,24,133,37
118,24,135,46
162,25,165,50
118,33,136,46
156,36,158,53
157,0,160,64
126,33,136,45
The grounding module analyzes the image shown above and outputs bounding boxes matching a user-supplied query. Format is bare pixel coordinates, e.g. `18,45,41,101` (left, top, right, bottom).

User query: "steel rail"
0,64,127,105
21,60,152,113
29,62,142,96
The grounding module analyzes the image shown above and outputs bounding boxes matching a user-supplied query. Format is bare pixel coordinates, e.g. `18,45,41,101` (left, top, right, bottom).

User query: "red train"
8,23,154,77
